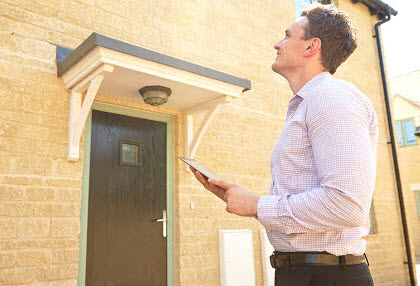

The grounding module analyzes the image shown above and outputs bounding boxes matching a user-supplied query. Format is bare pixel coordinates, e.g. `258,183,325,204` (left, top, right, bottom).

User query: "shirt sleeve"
257,91,377,234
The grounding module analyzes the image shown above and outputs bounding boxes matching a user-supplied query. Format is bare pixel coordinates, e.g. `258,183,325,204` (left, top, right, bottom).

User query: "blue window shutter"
295,0,312,18
404,119,417,145
395,121,405,146
295,0,335,19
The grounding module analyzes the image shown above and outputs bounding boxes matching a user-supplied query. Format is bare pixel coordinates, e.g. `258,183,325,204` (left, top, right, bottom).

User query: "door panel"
86,110,167,286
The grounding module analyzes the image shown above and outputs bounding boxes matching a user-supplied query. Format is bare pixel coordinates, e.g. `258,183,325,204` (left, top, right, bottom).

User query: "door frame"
77,102,175,286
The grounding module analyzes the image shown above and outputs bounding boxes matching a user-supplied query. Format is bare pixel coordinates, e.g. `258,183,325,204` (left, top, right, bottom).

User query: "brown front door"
86,110,167,286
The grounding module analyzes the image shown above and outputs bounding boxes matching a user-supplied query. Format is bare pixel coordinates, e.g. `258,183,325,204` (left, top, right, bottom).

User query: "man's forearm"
257,185,372,233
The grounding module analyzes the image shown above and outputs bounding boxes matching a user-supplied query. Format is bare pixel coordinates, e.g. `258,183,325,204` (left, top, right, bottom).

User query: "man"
190,3,377,285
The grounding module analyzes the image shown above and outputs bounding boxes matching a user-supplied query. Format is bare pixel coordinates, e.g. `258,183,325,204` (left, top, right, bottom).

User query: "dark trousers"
275,263,374,286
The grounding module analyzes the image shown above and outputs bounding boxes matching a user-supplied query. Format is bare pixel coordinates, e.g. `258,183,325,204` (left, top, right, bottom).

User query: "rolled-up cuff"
257,195,284,230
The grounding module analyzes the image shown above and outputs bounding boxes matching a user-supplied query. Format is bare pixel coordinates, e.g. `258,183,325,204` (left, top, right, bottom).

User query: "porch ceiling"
57,33,251,112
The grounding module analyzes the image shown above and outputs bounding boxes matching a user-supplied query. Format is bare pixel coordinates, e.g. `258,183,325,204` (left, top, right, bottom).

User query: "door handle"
155,210,167,237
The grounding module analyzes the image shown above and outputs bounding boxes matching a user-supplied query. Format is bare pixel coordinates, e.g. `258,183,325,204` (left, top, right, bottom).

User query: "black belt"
270,251,368,268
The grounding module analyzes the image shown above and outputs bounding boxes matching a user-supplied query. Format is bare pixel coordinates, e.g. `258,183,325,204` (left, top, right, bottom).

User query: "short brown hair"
301,3,358,74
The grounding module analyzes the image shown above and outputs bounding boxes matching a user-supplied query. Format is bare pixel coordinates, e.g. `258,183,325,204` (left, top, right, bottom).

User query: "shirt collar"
295,71,332,99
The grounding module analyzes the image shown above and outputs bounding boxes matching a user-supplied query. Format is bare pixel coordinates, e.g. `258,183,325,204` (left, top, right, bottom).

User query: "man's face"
272,17,311,75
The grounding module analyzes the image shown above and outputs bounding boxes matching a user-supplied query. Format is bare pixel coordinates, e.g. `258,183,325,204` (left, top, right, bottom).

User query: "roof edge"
352,0,398,19
393,94,420,108
56,33,251,91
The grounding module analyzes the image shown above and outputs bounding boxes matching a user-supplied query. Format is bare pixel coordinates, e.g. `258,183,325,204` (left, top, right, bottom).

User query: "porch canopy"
57,33,251,161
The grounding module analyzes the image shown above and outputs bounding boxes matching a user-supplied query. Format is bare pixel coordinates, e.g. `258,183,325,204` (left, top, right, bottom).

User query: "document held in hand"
178,156,223,181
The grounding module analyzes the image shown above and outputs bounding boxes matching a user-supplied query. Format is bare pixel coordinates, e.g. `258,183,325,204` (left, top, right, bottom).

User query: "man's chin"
271,63,282,74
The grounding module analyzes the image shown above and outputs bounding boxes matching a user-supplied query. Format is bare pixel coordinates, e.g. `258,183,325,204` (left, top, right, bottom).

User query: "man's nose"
274,41,281,49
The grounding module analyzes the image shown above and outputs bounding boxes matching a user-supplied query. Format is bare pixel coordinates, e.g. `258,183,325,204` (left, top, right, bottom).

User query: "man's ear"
303,38,321,57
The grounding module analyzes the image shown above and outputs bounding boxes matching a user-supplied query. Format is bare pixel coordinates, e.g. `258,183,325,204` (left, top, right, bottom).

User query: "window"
119,139,144,166
295,0,334,18
395,118,418,147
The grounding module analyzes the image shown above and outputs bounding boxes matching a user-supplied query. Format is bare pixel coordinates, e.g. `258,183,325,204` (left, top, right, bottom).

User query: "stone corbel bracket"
67,64,114,161
184,95,232,171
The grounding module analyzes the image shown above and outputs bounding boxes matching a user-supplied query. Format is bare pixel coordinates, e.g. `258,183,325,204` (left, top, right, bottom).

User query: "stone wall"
391,72,420,258
0,0,414,285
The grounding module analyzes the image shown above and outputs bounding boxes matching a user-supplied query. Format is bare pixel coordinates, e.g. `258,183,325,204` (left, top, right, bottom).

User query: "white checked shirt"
257,72,379,256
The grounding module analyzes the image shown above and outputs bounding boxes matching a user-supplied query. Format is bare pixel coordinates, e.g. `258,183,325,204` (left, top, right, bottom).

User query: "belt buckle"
305,253,318,264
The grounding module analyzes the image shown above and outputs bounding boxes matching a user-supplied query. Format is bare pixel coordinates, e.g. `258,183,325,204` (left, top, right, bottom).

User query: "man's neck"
286,69,329,95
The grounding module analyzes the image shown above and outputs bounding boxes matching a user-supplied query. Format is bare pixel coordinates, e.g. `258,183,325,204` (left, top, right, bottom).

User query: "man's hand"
189,166,260,217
